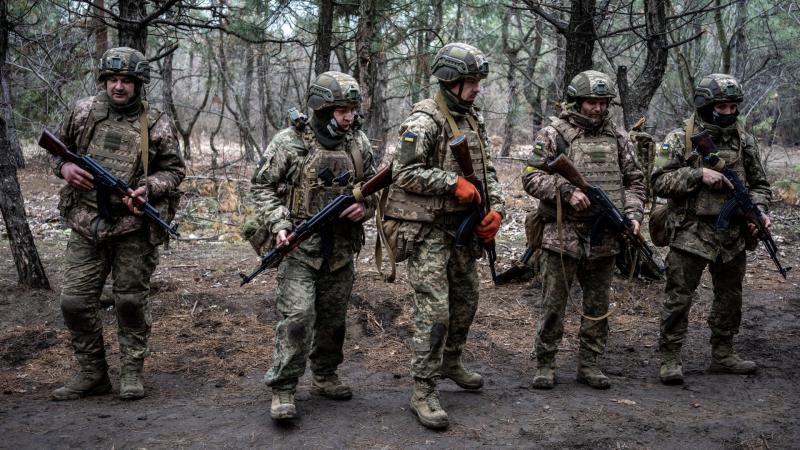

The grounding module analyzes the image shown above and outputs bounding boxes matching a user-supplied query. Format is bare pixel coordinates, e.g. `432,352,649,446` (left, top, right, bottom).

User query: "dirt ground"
1,157,799,449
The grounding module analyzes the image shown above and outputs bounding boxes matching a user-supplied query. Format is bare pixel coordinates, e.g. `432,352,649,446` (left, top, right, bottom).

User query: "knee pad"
115,293,149,329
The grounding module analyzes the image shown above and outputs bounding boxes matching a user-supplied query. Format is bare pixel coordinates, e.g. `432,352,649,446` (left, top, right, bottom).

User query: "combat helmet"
431,43,489,82
693,74,743,109
566,70,616,101
98,47,150,84
307,71,361,111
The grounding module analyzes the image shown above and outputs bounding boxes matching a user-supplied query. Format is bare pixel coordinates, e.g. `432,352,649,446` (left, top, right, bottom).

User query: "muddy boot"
120,358,145,400
531,358,555,390
52,357,111,401
441,353,483,390
311,373,352,400
576,350,611,390
659,348,684,385
270,388,297,420
410,378,449,429
709,336,757,374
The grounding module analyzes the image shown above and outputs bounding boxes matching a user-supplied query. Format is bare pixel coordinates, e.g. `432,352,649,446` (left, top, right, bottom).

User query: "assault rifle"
691,130,790,279
38,128,180,238
449,135,498,283
239,166,392,285
541,154,666,274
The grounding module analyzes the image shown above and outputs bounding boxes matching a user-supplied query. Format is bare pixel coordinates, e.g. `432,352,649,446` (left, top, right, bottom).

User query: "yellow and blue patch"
399,131,419,164
402,132,416,143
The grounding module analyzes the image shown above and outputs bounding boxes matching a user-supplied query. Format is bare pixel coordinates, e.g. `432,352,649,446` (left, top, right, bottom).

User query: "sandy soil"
1,158,799,449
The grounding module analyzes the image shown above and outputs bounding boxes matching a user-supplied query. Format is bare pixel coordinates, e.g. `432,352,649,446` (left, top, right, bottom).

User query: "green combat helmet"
98,47,150,83
566,70,616,101
306,71,361,111
693,73,743,109
431,43,489,82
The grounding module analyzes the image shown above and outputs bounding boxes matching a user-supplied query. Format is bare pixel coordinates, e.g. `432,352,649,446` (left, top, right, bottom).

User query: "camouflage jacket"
522,112,646,259
651,119,771,262
51,93,185,244
390,104,506,219
250,127,377,271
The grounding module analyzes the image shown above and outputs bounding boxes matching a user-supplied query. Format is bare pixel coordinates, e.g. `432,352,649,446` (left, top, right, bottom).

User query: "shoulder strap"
550,117,580,144
77,97,110,150
347,134,364,182
435,92,461,138
684,114,695,160
139,101,150,195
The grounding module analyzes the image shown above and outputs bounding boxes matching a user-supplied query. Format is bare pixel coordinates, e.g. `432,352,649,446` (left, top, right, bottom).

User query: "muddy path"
2,161,800,448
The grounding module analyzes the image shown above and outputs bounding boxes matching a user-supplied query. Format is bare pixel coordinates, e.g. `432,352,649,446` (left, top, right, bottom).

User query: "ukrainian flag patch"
403,132,416,143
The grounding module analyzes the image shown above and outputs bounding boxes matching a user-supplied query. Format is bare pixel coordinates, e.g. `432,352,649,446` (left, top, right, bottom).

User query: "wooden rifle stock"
449,135,480,185
360,165,392,196
546,155,591,192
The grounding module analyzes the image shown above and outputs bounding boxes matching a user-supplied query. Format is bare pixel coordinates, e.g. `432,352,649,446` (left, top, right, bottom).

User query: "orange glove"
475,210,502,242
454,176,481,204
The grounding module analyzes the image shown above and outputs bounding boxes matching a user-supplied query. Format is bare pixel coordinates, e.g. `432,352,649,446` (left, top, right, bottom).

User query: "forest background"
1,0,800,285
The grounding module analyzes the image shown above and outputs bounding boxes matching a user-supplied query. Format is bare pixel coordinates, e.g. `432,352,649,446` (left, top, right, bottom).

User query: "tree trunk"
714,0,731,74
617,0,669,130
92,0,108,56
1,66,23,168
314,0,334,75
730,0,748,80
522,19,545,134
355,0,388,163
118,0,148,52
562,0,596,98
0,0,50,289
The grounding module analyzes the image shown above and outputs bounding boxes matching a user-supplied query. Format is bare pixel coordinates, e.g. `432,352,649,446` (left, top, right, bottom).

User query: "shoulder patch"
399,131,419,165
402,131,416,143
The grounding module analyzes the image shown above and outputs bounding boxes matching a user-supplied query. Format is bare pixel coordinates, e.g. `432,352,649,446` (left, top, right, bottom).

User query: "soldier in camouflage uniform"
383,42,505,429
250,72,376,420
50,47,185,401
652,74,772,385
523,70,646,390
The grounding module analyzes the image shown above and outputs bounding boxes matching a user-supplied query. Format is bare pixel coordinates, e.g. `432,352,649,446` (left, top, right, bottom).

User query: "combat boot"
441,353,483,390
311,373,352,400
52,357,111,401
531,358,555,390
709,336,757,374
659,351,684,385
270,388,297,420
576,350,611,390
410,378,449,429
120,358,145,400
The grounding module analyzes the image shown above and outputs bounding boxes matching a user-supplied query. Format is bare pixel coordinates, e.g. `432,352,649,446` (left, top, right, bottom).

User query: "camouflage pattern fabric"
659,248,746,353
264,257,354,390
535,249,614,363
651,120,771,262
407,227,480,379
390,90,505,381
60,230,158,364
652,115,771,354
51,93,185,245
250,127,376,272
391,106,505,218
522,111,646,259
252,125,375,390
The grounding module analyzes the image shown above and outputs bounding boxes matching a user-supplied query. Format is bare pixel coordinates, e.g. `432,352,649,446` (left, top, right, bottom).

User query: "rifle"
691,130,790,279
542,154,666,274
494,248,535,285
239,165,392,285
449,134,498,283
38,128,180,238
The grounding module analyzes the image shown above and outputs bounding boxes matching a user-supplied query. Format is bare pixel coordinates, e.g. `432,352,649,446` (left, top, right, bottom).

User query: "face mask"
712,110,739,128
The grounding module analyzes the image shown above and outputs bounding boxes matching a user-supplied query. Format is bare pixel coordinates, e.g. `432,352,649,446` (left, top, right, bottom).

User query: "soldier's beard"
440,83,472,114
106,83,143,116
566,104,608,130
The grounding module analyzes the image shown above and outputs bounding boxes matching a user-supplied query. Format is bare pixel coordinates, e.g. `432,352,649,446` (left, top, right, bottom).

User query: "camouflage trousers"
60,229,158,366
535,249,614,362
264,257,354,390
407,227,480,380
659,248,746,352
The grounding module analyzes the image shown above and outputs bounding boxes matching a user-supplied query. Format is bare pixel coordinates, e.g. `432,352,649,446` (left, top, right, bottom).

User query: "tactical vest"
684,116,746,216
75,96,148,209
287,127,360,220
383,94,488,223
541,116,624,221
